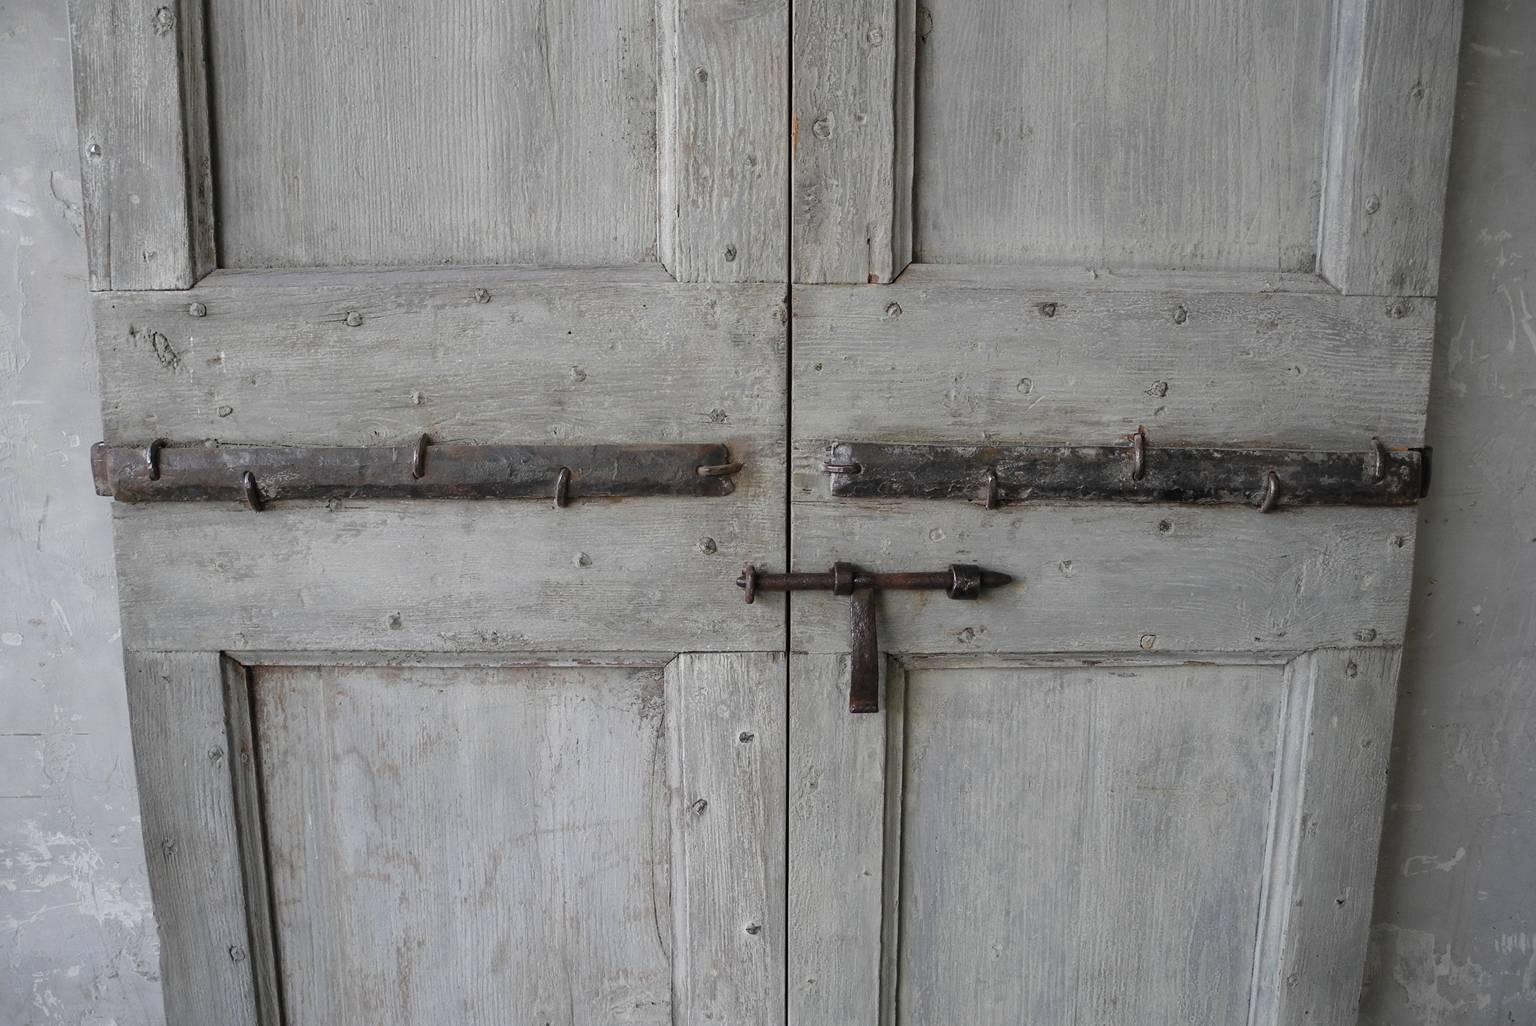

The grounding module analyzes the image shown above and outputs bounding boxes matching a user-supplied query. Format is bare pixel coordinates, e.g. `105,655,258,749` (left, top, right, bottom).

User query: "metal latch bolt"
736,562,1014,713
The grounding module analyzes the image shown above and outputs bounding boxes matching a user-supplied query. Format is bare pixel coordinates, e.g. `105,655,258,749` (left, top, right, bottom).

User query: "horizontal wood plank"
794,275,1433,449
113,494,782,653
790,500,1416,655
95,267,786,446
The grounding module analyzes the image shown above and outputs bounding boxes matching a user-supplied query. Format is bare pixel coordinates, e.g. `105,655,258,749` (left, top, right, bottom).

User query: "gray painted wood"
93,267,785,446
68,0,214,289
895,662,1283,1024
793,0,915,283
1251,647,1401,1026
909,0,1331,270
788,653,888,1025
794,276,1435,450
668,652,787,1026
220,659,280,1026
658,0,788,282
122,651,259,1026
1317,0,1464,296
111,495,782,653
253,662,674,1025
791,500,1416,655
206,0,656,269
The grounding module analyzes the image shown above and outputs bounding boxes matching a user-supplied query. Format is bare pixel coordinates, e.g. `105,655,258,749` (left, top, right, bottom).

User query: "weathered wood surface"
123,651,260,1026
788,653,889,1025
910,0,1331,271
895,662,1283,1024
793,0,914,282
253,663,674,1025
659,0,788,281
68,0,214,289
220,660,280,1026
1317,0,1464,296
1251,647,1401,1026
206,0,657,268
94,267,785,446
794,278,1434,449
791,501,1416,655
668,652,786,1026
113,495,781,653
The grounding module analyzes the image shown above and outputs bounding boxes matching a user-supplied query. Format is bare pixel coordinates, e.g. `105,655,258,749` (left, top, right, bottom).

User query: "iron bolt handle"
735,562,1014,712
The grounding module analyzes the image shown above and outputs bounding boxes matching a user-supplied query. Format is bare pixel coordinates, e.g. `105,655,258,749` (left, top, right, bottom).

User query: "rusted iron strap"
92,441,740,504
823,440,1428,509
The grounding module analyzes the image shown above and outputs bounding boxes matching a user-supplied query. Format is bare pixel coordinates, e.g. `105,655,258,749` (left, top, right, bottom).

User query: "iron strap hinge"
736,562,1014,713
92,438,744,510
822,431,1429,512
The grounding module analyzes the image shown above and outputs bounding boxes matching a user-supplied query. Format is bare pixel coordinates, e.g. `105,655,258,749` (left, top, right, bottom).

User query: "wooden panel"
791,501,1417,654
1317,0,1464,296
222,660,280,1026
794,275,1434,449
668,652,786,1026
659,0,788,282
68,0,214,289
123,651,260,1026
112,493,780,652
792,0,915,283
910,0,1331,270
206,0,656,268
789,653,891,1024
93,267,785,446
1251,648,1401,1026
252,663,673,1025
896,662,1282,1024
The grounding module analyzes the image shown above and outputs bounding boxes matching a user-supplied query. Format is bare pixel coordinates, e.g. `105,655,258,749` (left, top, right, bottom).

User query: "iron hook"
411,434,431,479
145,438,167,481
554,466,571,509
1258,470,1281,513
242,471,264,512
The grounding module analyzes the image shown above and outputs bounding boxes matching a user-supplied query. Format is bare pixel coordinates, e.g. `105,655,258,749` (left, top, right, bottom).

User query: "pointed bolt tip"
981,570,1014,588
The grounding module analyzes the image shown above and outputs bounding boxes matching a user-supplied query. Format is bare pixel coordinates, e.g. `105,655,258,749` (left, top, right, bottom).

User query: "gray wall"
1,2,162,1024
1358,0,1536,1021
0,0,1530,1023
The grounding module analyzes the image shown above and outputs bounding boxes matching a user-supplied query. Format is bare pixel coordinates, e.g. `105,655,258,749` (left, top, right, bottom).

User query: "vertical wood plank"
123,650,259,1026
788,654,889,1024
68,0,214,289
670,652,787,1025
659,0,788,282
221,659,281,1026
792,0,914,283
1318,0,1463,296
1252,647,1401,1026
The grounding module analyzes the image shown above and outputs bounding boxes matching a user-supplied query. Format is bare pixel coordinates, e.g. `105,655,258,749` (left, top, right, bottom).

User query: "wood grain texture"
659,0,788,282
1317,0,1464,296
793,0,914,282
896,662,1283,1024
122,651,260,1026
794,276,1434,449
94,267,785,446
221,660,280,1026
788,653,888,1025
1251,647,1401,1026
252,663,673,1025
206,0,656,268
668,652,787,1026
911,0,1331,270
790,501,1417,655
112,494,781,652
68,0,214,289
